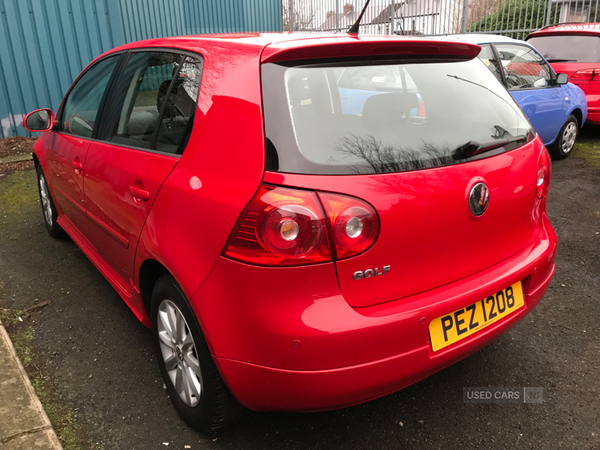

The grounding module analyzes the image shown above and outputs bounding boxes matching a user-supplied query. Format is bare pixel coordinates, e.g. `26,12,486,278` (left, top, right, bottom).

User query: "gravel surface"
0,131,598,450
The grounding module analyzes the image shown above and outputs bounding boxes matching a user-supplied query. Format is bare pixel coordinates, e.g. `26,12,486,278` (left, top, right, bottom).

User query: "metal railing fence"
282,0,600,39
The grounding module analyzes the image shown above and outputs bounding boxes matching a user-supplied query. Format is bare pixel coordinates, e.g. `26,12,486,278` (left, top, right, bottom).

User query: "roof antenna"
348,0,372,34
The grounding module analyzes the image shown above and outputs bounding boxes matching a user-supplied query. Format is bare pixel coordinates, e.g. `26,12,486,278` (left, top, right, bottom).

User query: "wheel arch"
138,258,171,322
570,108,583,129
31,134,49,170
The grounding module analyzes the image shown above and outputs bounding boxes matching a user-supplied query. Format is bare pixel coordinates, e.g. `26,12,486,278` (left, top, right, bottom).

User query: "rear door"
493,43,564,145
82,51,202,290
47,55,121,233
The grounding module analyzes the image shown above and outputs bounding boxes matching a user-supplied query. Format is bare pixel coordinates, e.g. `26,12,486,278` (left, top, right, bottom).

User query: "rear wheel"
549,115,578,160
151,275,243,433
36,166,66,238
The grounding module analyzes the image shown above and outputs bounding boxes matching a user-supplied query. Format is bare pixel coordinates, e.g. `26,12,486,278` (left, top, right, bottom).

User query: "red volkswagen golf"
24,33,557,432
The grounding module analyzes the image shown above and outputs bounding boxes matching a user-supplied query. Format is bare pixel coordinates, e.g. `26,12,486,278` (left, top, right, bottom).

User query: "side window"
60,56,119,138
495,44,553,90
101,51,202,154
155,56,202,153
478,44,503,84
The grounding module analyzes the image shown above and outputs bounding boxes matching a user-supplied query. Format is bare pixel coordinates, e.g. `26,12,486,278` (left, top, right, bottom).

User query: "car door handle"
130,186,150,201
72,160,83,172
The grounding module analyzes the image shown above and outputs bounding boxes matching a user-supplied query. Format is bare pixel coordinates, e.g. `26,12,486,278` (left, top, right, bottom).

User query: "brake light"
224,185,331,266
224,185,380,265
318,193,379,260
537,148,551,199
571,69,599,81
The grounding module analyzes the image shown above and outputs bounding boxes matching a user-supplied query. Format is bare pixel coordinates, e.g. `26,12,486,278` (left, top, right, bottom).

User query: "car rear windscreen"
528,35,600,63
261,57,533,175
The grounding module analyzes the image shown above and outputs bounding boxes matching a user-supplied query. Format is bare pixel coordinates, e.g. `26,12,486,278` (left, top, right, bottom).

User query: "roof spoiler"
261,38,481,64
539,21,586,31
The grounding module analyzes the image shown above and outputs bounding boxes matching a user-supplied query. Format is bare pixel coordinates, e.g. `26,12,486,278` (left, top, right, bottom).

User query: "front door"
47,55,120,233
82,51,202,289
494,43,564,146
46,133,90,232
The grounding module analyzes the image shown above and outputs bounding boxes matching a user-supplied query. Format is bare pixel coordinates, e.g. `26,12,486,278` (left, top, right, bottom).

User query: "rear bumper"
193,214,556,412
580,91,599,124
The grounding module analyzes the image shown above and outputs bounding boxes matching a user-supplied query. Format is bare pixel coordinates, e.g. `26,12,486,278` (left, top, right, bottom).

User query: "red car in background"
23,33,557,432
528,23,600,124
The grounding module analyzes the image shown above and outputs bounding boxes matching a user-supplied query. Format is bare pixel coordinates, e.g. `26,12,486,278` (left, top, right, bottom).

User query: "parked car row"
22,24,595,432
439,34,587,160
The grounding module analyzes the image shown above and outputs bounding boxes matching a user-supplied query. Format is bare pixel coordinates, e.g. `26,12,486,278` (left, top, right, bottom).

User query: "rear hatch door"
261,38,542,308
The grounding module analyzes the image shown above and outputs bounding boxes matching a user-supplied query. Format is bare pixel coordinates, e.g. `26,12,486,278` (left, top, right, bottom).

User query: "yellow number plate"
429,281,524,352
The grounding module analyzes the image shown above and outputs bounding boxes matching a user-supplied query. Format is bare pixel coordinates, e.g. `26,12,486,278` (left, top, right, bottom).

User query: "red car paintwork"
45,133,90,233
83,142,178,290
29,33,556,412
529,24,600,124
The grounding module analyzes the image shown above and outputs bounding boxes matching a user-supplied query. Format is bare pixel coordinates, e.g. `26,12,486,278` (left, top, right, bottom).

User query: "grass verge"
572,126,600,167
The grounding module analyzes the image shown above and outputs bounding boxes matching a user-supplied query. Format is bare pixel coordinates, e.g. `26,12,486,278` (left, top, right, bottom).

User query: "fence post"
390,0,395,35
544,0,553,26
461,0,469,33
336,0,340,31
289,0,294,31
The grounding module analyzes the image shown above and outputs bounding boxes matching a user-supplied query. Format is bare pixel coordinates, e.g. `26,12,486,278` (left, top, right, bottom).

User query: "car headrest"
362,92,419,130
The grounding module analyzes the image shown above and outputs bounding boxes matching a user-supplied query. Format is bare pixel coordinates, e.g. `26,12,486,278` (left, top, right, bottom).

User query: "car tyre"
549,115,578,160
151,274,244,433
36,166,66,239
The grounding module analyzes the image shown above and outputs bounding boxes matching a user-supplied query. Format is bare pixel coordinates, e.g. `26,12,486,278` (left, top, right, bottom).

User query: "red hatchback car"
24,33,557,432
528,23,600,125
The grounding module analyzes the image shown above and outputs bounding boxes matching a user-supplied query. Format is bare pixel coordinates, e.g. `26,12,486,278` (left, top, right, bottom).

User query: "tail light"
571,69,599,81
318,193,379,259
537,148,551,199
224,185,379,266
224,185,330,266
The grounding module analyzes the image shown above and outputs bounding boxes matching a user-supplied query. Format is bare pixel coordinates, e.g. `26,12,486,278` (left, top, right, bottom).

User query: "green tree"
468,0,558,39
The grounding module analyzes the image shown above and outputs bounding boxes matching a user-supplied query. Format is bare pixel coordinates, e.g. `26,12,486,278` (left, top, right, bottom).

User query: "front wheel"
36,166,66,238
151,275,243,433
549,115,578,160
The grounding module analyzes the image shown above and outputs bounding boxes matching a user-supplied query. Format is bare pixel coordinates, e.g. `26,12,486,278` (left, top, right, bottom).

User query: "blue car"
440,34,588,160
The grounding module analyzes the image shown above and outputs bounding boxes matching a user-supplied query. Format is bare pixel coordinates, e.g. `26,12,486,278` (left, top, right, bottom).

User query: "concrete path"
0,320,62,450
0,153,33,165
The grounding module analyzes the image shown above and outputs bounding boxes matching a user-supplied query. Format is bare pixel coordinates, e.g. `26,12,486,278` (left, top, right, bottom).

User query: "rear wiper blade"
452,135,528,160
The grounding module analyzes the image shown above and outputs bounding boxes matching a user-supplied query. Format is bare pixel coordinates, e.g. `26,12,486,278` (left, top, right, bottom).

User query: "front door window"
495,44,554,90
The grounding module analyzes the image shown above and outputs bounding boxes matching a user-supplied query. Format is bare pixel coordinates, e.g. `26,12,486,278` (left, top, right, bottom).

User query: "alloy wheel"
561,121,577,154
157,299,203,407
38,174,53,226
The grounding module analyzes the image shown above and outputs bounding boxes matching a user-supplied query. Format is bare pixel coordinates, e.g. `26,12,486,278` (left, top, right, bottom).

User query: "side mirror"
556,73,569,85
23,108,54,132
